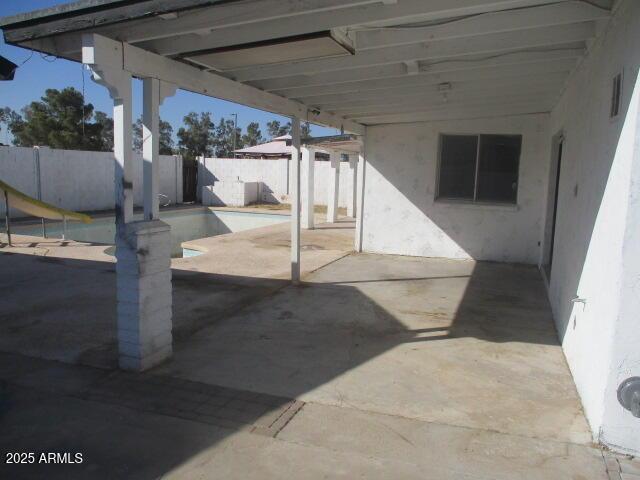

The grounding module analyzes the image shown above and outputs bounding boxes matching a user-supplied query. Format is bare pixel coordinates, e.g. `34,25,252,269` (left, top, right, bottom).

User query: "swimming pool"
12,207,289,257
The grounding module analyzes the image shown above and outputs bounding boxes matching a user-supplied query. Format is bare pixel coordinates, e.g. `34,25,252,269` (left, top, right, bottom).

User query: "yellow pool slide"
1,179,92,245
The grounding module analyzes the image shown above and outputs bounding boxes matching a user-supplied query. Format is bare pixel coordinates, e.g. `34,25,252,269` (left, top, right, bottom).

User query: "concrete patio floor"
0,215,353,367
0,217,635,479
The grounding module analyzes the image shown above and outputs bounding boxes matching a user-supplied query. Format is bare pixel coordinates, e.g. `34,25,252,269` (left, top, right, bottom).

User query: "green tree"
9,88,107,151
213,117,243,157
241,121,263,147
266,119,291,139
94,111,113,151
133,117,175,154
177,112,215,159
0,107,20,144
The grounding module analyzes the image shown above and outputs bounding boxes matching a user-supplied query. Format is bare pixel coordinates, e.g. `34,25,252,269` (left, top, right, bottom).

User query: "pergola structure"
0,0,612,372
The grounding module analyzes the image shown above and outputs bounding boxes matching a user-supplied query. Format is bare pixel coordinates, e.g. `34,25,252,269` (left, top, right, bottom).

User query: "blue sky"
0,0,338,145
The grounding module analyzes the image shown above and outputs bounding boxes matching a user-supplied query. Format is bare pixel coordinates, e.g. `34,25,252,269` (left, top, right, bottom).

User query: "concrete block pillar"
301,146,315,230
347,155,358,218
327,151,340,223
116,220,173,370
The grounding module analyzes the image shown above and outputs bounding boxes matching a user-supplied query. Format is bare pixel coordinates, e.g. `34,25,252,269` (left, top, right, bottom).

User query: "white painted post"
84,37,177,371
354,148,366,252
142,79,177,219
143,77,160,220
327,151,340,223
348,154,358,218
301,146,315,230
290,116,301,284
113,74,134,225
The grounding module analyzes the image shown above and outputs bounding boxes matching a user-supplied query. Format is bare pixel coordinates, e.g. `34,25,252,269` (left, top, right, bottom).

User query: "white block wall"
0,146,183,217
199,156,355,209
199,157,288,203
361,114,550,264
545,0,640,454
202,181,259,207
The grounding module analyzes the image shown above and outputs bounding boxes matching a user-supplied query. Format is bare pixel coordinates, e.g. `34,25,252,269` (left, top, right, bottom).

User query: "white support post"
348,154,358,218
111,74,134,225
143,79,177,220
327,151,341,223
354,147,366,252
143,77,160,220
84,36,176,372
301,146,315,230
290,116,301,284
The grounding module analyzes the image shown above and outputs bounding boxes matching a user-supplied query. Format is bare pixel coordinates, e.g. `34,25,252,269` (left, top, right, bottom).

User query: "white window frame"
435,133,522,205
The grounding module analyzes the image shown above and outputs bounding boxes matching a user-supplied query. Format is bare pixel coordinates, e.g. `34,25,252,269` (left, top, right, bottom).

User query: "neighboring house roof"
235,134,340,159
235,135,292,157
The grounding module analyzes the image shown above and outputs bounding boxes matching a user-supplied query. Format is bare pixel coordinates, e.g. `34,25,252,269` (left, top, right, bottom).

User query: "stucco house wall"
546,0,640,454
361,114,550,264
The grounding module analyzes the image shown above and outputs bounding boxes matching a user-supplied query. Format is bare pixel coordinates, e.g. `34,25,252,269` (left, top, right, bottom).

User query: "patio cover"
0,0,612,127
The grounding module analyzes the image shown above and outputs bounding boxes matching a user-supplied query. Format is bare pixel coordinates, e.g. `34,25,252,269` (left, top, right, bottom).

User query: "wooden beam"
108,0,380,44
338,92,556,118
353,2,609,50
254,49,582,93
300,72,568,107
227,22,594,82
133,0,593,56
82,34,364,135
318,83,563,116
354,102,553,124
349,97,556,122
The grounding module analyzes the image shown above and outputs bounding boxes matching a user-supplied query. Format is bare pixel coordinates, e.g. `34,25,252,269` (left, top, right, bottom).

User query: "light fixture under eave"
181,30,355,72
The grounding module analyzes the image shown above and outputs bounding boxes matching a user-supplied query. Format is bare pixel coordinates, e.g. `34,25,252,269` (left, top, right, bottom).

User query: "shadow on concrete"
360,67,640,352
0,243,569,478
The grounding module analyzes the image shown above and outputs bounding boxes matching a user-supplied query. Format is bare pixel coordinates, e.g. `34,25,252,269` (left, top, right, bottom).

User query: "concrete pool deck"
0,213,354,367
0,215,635,479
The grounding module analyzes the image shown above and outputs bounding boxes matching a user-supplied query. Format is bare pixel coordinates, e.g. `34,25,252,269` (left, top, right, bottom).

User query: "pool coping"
8,204,292,227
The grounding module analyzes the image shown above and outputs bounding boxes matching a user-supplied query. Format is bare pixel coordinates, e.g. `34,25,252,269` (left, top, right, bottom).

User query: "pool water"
12,207,289,257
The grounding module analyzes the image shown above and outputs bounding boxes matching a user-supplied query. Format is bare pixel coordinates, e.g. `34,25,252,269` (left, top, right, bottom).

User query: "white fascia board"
82,34,364,135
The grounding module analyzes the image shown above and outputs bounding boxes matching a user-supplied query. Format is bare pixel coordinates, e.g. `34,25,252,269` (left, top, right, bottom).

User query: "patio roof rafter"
81,33,365,135
252,50,584,94
226,22,595,82
1,0,612,126
264,54,582,101
305,74,568,110
131,0,607,57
